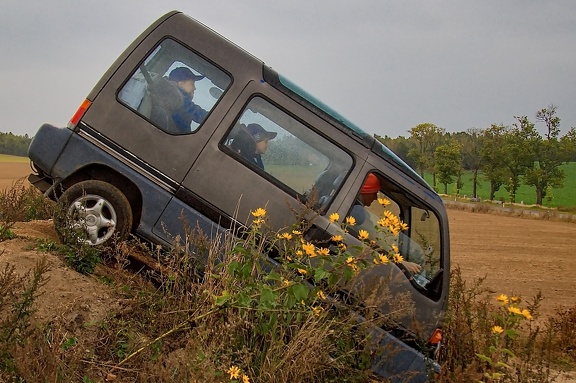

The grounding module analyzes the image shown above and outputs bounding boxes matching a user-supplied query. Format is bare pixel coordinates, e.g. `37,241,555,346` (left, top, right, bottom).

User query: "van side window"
118,38,231,135
223,97,353,206
348,173,442,291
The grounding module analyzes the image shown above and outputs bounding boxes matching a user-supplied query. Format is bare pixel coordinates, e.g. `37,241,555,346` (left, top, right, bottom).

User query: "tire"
54,180,133,246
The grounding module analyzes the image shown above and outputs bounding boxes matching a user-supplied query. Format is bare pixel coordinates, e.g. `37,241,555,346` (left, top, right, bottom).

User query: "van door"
152,80,355,242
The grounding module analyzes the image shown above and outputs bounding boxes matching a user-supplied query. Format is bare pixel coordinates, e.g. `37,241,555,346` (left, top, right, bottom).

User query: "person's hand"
403,261,422,274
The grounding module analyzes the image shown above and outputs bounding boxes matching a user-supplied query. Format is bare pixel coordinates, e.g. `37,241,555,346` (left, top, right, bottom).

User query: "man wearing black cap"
230,123,277,170
167,67,208,132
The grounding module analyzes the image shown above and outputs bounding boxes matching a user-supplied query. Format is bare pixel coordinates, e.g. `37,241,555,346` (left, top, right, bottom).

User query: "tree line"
0,132,31,157
2,105,575,206
377,105,576,205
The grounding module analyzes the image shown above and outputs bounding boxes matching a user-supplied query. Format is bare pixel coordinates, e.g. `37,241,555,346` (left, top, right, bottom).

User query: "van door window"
347,173,443,296
222,96,353,206
118,38,231,135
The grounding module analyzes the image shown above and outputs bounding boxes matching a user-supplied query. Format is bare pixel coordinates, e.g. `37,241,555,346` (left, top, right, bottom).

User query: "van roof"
264,67,433,192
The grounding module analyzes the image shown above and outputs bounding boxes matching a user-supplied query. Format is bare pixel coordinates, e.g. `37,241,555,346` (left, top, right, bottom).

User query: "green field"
0,154,28,163
4,153,574,208
424,162,576,208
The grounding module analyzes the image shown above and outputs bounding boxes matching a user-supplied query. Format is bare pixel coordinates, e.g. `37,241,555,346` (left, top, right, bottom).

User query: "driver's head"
168,67,204,96
360,173,380,206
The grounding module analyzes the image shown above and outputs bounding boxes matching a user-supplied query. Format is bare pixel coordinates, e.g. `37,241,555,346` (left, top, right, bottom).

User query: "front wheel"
55,180,133,246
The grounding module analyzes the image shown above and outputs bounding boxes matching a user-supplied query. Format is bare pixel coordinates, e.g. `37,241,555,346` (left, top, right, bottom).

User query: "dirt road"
448,208,576,316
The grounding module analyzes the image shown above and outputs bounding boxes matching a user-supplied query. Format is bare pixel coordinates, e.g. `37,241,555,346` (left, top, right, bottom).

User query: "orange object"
429,328,442,345
361,173,380,194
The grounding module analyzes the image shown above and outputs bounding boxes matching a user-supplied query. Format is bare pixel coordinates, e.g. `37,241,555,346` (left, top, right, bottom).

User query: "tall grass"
0,183,574,382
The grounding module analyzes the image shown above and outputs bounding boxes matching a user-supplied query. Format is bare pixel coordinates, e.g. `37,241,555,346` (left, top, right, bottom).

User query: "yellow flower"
329,212,340,223
393,253,403,264
302,242,316,257
282,278,291,286
508,306,522,315
277,232,293,240
492,325,504,334
496,294,509,305
521,309,533,320
346,256,355,264
378,197,391,206
378,253,389,264
391,244,399,253
399,222,409,231
227,366,241,379
339,243,347,251
312,306,324,316
295,250,303,258
331,235,343,242
317,247,330,256
317,290,326,299
297,268,307,275
345,216,356,226
242,374,250,383
358,230,369,240
511,296,521,304
252,218,264,225
292,229,302,236
251,208,266,218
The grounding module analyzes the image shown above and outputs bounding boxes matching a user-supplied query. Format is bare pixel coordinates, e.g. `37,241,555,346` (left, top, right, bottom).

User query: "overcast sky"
1,1,575,139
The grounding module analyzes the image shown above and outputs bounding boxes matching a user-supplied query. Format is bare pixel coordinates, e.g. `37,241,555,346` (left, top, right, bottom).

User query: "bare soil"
0,163,30,190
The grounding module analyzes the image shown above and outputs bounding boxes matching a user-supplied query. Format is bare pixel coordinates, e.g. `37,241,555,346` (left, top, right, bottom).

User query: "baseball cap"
168,67,205,82
245,123,277,142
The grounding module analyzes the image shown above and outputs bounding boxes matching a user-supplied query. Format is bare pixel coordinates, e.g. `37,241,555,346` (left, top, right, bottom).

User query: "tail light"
69,99,92,126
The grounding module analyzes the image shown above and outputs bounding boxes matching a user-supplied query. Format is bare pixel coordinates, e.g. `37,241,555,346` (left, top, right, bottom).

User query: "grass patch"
424,162,576,208
0,154,29,163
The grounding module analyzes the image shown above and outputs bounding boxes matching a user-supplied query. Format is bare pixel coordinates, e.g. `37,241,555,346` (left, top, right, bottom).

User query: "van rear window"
118,38,231,135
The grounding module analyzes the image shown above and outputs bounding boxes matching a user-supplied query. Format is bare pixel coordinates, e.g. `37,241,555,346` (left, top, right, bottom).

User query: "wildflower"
297,268,307,275
317,247,330,256
378,197,390,206
496,294,509,305
346,256,355,265
277,232,293,240
508,306,522,316
251,208,266,218
521,309,533,320
339,243,347,251
282,278,291,286
378,253,389,264
391,244,399,253
312,306,324,316
345,216,356,226
295,250,303,258
358,230,369,240
331,235,343,242
492,325,504,334
329,212,340,223
393,253,403,263
317,290,326,299
511,296,521,304
242,374,250,383
292,229,302,236
227,366,241,379
302,242,316,257
399,222,409,231
252,218,264,225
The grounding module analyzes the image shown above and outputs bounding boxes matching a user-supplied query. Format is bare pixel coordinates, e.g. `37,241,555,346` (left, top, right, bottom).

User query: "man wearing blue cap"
167,67,208,132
